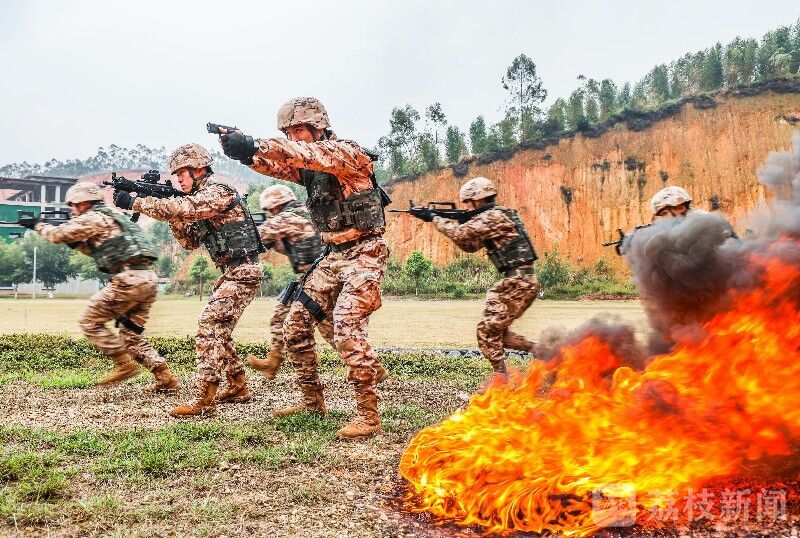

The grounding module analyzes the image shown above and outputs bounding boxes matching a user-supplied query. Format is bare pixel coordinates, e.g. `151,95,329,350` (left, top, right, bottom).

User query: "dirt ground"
0,297,648,348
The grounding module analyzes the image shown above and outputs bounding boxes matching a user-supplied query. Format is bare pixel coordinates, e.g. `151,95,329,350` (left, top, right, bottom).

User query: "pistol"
206,123,239,135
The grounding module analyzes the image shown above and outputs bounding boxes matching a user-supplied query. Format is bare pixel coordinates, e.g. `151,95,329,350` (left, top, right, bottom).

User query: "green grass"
0,334,508,390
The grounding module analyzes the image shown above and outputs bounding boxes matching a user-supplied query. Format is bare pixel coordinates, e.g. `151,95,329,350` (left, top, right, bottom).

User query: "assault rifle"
103,170,183,222
602,224,653,256
206,123,238,135
0,209,71,226
390,200,493,224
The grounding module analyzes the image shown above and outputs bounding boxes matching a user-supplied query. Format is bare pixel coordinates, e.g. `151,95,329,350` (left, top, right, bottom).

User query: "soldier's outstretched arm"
249,156,301,185
34,212,101,246
432,215,486,253
132,185,236,222
253,138,370,180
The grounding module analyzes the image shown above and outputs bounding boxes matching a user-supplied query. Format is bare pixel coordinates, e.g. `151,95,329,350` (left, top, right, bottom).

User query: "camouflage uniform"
249,135,388,433
34,208,169,375
432,208,540,371
257,202,335,358
132,180,262,385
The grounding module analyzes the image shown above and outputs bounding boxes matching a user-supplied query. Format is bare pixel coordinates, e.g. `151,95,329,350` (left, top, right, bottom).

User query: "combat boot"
502,332,537,354
97,355,140,386
375,363,389,384
247,349,284,380
337,392,381,439
215,371,252,404
273,383,326,417
169,379,218,417
150,363,180,393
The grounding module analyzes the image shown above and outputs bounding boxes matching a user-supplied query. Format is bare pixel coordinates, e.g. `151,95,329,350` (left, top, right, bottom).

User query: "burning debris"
398,133,800,536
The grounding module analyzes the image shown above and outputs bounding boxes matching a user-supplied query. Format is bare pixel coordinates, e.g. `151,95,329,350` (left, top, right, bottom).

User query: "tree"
0,241,25,287
565,88,586,131
417,133,440,171
378,105,420,177
69,250,107,284
188,255,218,299
616,82,632,109
444,126,466,165
155,256,176,278
404,251,434,295
542,99,566,136
502,53,547,142
469,116,489,155
700,44,724,91
597,79,618,120
649,64,671,103
149,220,175,250
18,233,77,289
425,103,447,145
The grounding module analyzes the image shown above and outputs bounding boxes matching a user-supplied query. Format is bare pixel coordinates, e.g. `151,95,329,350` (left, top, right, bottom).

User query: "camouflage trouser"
270,299,335,356
283,237,388,398
477,273,540,368
79,269,165,370
196,263,262,383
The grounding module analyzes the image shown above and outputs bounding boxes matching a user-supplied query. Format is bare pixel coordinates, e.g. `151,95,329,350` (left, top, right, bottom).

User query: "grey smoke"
628,131,800,354
538,131,800,363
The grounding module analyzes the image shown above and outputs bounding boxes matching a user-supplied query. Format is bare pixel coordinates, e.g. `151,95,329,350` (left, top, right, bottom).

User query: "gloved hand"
220,132,258,164
409,207,434,222
113,190,135,210
18,214,38,229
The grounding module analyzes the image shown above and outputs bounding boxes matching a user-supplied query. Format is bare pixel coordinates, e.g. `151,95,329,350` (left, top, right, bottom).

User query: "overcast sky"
1,0,798,165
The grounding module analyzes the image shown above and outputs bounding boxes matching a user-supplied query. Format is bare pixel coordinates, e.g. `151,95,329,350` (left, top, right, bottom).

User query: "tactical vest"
280,203,325,273
299,169,386,233
198,183,264,266
484,207,538,273
89,206,158,273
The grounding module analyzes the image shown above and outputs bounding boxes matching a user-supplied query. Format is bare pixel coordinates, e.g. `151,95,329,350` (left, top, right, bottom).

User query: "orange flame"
399,252,800,535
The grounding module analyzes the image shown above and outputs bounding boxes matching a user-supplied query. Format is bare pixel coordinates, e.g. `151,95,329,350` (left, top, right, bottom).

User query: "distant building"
0,175,77,241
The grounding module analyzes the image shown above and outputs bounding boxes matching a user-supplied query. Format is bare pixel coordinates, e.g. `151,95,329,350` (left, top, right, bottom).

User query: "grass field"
0,298,651,536
0,296,648,348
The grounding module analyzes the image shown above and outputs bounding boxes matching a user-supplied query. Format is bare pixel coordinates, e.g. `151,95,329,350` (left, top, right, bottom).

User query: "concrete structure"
0,175,77,241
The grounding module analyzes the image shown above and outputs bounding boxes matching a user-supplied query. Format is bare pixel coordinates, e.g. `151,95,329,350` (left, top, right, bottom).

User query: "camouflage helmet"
259,184,297,210
277,97,330,131
459,176,497,202
65,182,104,204
650,186,693,215
168,144,213,174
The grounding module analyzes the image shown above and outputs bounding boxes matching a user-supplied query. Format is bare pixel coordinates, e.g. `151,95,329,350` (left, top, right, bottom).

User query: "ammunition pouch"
199,183,264,267
284,235,325,273
485,208,538,273
201,220,262,266
300,165,387,233
89,207,158,274
278,280,299,305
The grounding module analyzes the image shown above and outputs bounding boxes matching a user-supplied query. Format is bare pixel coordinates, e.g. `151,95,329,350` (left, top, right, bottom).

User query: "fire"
399,251,800,535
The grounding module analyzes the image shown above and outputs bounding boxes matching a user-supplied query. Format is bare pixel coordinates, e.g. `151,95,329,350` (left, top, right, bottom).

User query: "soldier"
19,182,178,391
219,97,389,438
246,184,335,378
112,144,263,417
408,177,540,374
651,186,737,235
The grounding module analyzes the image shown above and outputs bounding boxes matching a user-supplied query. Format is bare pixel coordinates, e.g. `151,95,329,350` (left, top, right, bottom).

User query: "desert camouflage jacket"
249,138,382,244
35,208,121,256
433,207,520,254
